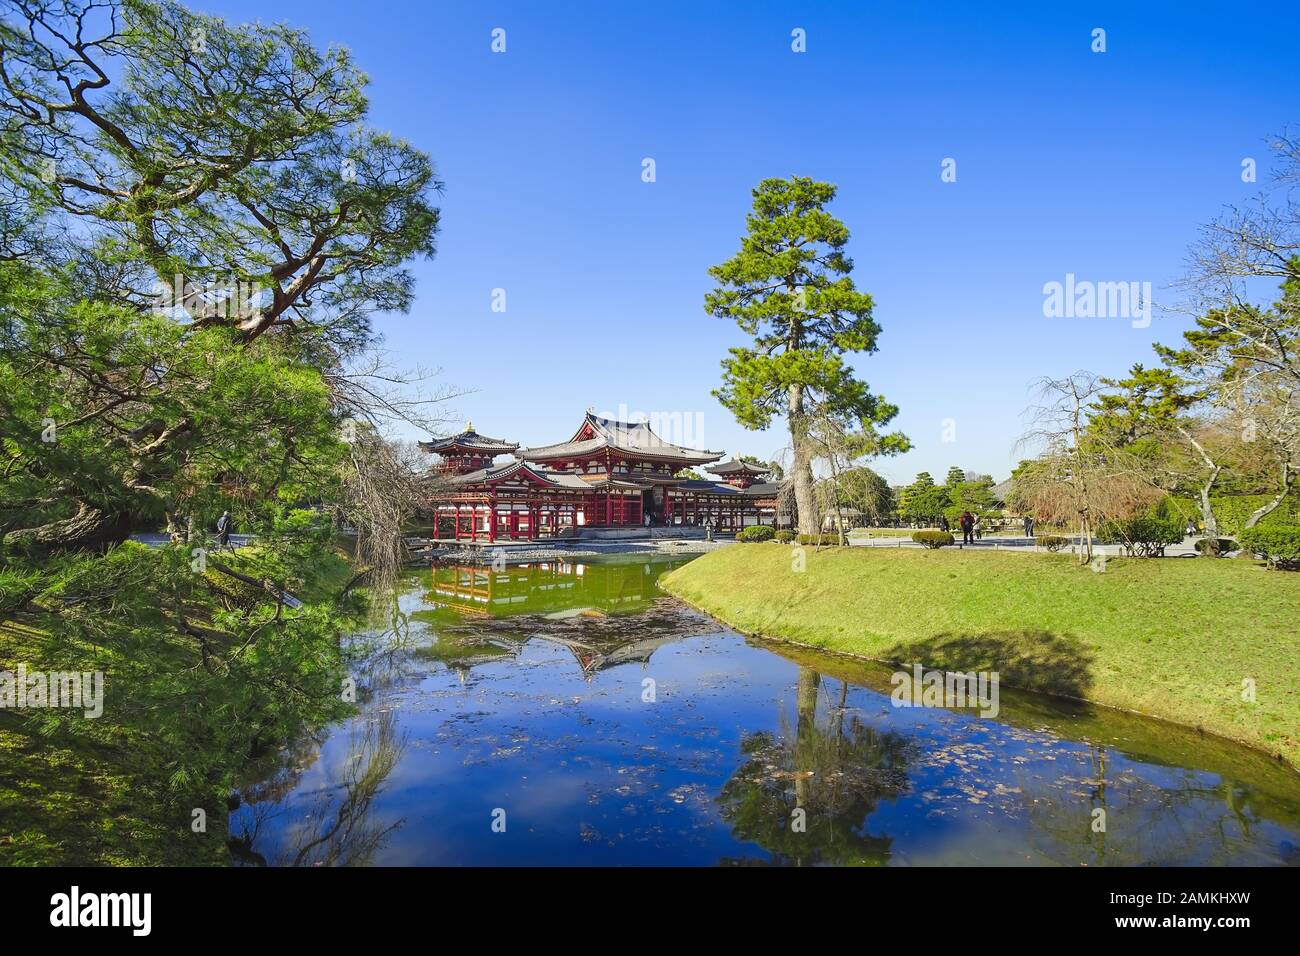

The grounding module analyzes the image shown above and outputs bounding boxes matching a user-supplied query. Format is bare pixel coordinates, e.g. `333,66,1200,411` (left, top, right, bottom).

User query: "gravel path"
845,533,1209,557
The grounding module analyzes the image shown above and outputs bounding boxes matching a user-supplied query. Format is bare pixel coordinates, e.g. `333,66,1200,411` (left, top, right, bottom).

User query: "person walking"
217,510,232,549
973,514,983,540
937,514,949,533
959,510,974,546
1023,514,1034,538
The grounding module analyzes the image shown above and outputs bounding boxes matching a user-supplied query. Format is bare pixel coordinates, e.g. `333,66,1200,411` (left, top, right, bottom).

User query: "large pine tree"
705,177,906,534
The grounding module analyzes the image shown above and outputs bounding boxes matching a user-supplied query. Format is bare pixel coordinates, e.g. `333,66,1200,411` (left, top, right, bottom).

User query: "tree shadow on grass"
879,629,1095,700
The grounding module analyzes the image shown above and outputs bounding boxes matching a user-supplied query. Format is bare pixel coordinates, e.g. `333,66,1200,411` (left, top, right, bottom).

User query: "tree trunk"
787,384,818,536
1243,462,1292,529
1196,469,1221,537
825,448,847,546
794,666,820,808
2,501,133,556
1181,427,1221,537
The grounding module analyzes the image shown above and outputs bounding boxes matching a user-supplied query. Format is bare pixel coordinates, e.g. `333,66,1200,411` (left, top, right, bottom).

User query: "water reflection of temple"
426,559,685,618
539,633,683,679
415,558,708,680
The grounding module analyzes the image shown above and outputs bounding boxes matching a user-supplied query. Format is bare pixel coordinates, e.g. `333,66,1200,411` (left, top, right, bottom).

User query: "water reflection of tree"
718,668,911,865
1021,743,1272,866
346,605,423,695
229,710,406,866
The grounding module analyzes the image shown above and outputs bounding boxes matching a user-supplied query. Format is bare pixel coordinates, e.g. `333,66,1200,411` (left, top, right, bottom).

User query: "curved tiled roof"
707,458,772,476
443,460,534,485
517,412,724,465
514,437,606,459
419,424,518,454
674,478,780,497
442,461,659,494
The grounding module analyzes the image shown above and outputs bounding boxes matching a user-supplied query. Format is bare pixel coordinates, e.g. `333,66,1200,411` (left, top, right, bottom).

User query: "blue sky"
203,0,1298,483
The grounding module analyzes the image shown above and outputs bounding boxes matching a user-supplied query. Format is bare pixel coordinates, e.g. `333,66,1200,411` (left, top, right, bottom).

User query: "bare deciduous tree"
337,430,423,596
1018,373,1160,564
1162,130,1300,526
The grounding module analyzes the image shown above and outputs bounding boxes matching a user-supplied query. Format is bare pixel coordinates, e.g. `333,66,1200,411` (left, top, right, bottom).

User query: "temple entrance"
649,486,668,526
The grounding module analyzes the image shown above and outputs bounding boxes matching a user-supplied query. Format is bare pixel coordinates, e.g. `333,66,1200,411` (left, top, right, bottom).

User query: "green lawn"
661,544,1300,769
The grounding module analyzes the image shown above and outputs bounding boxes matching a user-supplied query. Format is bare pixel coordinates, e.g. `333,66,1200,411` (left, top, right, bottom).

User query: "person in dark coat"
1023,514,1034,538
938,514,949,532
959,510,974,545
217,510,232,548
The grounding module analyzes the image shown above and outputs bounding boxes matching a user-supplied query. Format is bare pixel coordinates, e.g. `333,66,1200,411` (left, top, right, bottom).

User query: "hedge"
911,530,954,549
1169,493,1300,537
1193,537,1238,557
1037,534,1068,552
796,533,843,546
1238,525,1300,570
1097,515,1185,557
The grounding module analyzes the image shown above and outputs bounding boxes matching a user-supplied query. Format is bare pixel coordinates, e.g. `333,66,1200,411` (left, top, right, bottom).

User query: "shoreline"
659,544,1300,771
661,584,1300,776
415,537,731,565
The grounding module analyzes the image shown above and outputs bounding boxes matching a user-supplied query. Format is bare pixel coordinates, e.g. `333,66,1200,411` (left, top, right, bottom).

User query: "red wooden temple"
422,412,783,541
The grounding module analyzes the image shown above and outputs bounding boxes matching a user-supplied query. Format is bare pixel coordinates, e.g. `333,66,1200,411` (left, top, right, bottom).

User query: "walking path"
130,529,1210,564
130,532,254,549
416,537,729,565
845,533,1206,558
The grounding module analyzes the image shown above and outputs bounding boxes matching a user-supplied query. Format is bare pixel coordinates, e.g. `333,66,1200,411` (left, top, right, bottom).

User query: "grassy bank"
661,545,1300,768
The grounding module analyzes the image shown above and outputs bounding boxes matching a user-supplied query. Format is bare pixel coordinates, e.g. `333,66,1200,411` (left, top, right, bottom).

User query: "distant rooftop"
419,421,519,455
707,458,772,477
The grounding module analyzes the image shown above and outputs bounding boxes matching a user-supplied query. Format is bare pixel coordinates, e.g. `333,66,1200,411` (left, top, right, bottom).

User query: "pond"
229,555,1300,866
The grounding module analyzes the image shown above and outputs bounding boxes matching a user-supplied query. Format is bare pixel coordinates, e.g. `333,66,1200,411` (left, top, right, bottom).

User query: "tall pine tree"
705,177,906,533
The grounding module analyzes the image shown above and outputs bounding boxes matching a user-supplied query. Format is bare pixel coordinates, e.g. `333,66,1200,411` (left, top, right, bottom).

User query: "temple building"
421,411,783,541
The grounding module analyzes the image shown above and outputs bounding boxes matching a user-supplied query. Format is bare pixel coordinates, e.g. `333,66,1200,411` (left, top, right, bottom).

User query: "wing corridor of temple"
421,412,785,541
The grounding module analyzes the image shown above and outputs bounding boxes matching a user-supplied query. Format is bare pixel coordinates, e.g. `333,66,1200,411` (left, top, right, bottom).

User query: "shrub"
773,530,795,543
1097,515,1184,557
736,525,776,542
912,530,954,549
797,533,841,546
1193,537,1238,557
1238,525,1300,570
1037,534,1067,552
